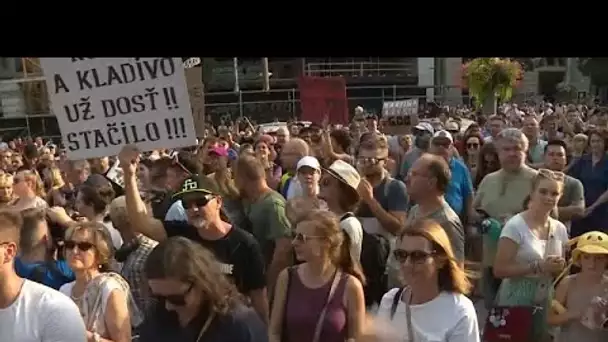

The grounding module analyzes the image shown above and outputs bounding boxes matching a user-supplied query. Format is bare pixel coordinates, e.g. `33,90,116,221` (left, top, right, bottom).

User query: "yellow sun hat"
571,231,608,261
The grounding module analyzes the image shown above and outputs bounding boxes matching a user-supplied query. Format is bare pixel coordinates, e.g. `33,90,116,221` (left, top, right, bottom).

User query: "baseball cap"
432,130,453,144
297,156,321,172
325,160,360,193
209,146,228,157
445,121,459,132
173,174,218,199
414,122,434,134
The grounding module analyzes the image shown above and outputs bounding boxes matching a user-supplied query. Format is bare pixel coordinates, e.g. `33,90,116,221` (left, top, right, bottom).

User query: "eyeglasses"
292,232,324,243
538,168,565,182
466,143,480,149
393,249,434,264
155,283,193,306
357,157,385,165
64,240,95,252
182,194,214,209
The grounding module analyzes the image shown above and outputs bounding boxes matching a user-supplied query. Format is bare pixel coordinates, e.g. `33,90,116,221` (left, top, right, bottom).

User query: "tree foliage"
578,58,608,86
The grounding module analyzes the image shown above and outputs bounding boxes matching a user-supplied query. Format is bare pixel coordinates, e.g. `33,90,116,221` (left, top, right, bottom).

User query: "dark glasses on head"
182,194,213,209
155,283,193,306
393,249,434,264
64,240,95,251
292,232,323,243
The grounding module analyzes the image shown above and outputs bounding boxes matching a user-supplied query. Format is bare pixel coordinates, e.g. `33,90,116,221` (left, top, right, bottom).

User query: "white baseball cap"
432,130,453,144
297,156,321,172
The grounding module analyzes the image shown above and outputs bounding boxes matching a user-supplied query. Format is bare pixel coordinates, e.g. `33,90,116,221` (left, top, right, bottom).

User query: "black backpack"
340,212,390,308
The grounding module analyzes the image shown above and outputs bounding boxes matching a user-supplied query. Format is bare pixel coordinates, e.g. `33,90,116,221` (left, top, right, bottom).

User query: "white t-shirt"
340,215,363,261
376,289,480,342
500,214,569,265
99,221,123,250
0,279,86,342
60,279,123,338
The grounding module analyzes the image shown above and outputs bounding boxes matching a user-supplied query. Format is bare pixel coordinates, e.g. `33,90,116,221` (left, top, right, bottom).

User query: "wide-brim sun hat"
324,159,360,193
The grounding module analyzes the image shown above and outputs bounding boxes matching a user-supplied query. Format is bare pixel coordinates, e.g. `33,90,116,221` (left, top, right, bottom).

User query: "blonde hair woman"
377,219,479,342
59,222,141,342
11,169,48,211
493,169,569,341
270,210,366,342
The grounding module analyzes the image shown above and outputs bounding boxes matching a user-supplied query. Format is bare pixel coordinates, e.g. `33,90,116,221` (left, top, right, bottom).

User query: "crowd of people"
0,99,607,342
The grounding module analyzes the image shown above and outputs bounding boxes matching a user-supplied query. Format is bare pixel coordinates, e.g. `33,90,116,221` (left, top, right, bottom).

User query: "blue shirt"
444,157,473,216
14,258,75,290
568,154,608,235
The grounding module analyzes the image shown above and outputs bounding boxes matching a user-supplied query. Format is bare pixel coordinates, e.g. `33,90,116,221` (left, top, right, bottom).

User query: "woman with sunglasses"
269,210,366,342
493,169,569,341
59,222,141,342
376,219,479,342
461,132,484,182
138,236,267,342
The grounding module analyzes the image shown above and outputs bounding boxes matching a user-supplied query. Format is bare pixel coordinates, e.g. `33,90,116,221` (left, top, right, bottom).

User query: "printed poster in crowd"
183,58,206,138
382,98,419,117
298,76,348,124
40,58,197,160
381,98,420,135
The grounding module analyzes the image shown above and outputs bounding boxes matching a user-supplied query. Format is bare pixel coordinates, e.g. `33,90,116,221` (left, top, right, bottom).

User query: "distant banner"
185,66,205,138
40,58,197,160
298,76,348,124
382,98,419,117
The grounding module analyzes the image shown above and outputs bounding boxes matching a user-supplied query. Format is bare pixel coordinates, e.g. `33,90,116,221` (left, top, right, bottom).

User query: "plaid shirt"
119,235,158,314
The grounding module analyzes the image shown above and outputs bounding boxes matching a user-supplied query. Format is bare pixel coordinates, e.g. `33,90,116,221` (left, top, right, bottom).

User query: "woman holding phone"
493,169,569,341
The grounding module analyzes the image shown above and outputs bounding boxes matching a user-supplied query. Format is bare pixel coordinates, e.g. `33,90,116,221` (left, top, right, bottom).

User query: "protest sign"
40,58,197,160
382,98,419,117
184,66,205,138
298,76,348,124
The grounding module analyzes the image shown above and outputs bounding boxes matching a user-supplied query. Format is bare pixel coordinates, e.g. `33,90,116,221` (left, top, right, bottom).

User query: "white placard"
105,159,124,188
382,98,419,117
40,58,197,160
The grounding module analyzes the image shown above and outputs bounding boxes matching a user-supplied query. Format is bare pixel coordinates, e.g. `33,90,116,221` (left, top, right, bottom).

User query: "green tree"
578,58,608,87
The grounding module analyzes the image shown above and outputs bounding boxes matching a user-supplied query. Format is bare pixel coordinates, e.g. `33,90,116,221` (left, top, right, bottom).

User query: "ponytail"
336,231,366,286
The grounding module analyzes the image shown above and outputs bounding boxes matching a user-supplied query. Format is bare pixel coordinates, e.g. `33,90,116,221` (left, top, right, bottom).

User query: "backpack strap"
390,287,405,320
340,212,355,221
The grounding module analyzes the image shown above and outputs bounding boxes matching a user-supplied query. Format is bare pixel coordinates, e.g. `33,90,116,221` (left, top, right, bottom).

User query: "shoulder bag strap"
312,270,342,342
404,287,416,342
390,287,405,320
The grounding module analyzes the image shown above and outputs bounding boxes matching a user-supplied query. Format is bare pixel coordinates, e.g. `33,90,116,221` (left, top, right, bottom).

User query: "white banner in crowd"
382,98,419,117
40,58,197,160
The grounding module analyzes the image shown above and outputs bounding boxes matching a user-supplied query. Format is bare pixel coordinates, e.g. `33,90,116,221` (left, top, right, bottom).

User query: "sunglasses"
64,240,95,252
466,143,480,149
292,232,324,243
182,194,214,209
538,168,565,182
357,157,385,165
393,249,434,264
155,283,193,306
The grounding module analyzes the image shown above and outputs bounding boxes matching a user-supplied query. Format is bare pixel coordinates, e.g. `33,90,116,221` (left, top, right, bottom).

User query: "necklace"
195,312,216,342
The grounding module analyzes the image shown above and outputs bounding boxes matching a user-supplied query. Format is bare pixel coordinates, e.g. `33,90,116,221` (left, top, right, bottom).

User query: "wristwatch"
92,332,101,342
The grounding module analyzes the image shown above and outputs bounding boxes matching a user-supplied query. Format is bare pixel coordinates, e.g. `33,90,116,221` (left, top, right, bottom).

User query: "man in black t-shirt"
119,145,268,323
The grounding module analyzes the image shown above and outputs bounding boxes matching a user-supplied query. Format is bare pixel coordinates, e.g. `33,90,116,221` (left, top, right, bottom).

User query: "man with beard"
355,133,409,299
398,122,434,181
543,139,585,229
119,145,269,323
